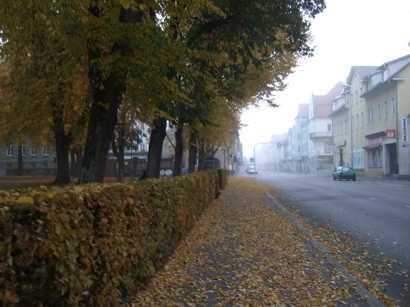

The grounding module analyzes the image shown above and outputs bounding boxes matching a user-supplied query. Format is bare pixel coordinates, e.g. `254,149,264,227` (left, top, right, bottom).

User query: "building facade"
288,104,309,172
345,66,378,172
0,144,56,176
307,83,343,173
362,54,410,177
330,92,351,167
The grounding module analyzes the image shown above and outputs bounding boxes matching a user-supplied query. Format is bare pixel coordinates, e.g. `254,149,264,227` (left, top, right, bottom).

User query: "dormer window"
383,69,388,81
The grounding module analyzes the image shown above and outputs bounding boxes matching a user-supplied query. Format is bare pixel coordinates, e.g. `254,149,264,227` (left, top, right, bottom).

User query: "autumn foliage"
0,170,227,306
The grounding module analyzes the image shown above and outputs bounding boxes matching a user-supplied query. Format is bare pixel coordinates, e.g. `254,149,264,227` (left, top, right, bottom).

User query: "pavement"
131,177,407,306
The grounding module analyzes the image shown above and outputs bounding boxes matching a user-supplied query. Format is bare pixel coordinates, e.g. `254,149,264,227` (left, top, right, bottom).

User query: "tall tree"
0,2,89,184
1,0,325,182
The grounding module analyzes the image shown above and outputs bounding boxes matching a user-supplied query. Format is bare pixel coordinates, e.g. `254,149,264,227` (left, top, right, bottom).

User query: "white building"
308,83,343,173
288,104,309,173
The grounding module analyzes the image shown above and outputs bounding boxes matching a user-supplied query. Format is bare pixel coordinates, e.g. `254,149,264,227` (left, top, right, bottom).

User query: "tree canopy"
0,0,326,182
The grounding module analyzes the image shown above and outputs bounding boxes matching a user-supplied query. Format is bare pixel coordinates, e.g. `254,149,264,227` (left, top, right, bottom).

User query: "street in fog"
253,171,410,269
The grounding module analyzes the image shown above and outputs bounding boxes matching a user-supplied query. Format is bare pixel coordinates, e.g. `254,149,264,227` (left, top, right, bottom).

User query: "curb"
265,193,385,307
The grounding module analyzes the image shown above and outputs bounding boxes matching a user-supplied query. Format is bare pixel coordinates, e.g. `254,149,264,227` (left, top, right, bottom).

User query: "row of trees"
0,0,325,184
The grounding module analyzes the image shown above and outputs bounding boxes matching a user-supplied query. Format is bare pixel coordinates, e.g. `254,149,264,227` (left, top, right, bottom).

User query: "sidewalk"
130,178,394,306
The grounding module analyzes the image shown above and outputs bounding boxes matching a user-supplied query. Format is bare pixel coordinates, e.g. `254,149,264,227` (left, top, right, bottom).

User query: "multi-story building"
0,144,56,176
345,66,378,173
268,134,287,172
308,83,343,173
215,129,243,174
330,90,351,167
362,54,410,177
273,134,290,172
288,104,309,172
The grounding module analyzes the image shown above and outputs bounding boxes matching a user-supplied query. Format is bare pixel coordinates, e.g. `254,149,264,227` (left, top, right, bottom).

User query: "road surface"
255,171,410,268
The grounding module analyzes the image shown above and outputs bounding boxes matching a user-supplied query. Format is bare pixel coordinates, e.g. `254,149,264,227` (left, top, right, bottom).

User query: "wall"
349,73,368,169
331,109,351,166
397,64,410,176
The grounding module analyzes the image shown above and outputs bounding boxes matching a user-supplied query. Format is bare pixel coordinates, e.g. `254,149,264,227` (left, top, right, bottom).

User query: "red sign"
386,129,396,138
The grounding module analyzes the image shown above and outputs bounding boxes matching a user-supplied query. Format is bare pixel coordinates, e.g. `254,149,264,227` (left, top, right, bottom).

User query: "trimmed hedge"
218,169,229,190
0,170,227,306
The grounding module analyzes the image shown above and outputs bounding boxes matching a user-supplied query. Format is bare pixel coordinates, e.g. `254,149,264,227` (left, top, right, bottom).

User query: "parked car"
246,165,258,175
333,166,356,181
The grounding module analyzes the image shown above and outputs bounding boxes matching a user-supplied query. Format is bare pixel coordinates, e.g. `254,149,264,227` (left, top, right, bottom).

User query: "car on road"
246,165,258,175
332,166,356,181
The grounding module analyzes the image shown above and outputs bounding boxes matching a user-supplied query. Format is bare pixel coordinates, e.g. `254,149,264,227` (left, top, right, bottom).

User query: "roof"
362,54,410,98
346,66,378,84
271,134,287,143
377,53,410,69
297,104,309,118
311,82,344,119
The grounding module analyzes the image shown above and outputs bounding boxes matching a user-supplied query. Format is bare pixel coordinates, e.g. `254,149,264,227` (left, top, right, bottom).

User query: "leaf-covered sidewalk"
131,178,381,306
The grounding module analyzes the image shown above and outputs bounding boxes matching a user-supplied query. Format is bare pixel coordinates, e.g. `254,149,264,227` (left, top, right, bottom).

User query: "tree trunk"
70,148,82,178
173,123,184,176
54,127,71,185
79,70,125,183
112,126,126,182
70,151,76,176
198,142,206,171
79,6,142,183
146,117,167,178
17,144,23,176
188,129,198,173
118,140,125,182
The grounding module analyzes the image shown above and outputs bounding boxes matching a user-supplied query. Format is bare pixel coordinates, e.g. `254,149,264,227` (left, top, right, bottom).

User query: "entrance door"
339,148,344,166
387,143,398,174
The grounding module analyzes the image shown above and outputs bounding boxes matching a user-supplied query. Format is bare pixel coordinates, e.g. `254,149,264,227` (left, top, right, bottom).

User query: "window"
327,124,331,132
31,146,37,156
7,144,14,156
22,145,30,156
42,145,49,156
378,103,381,120
361,112,364,128
402,118,408,142
392,97,397,117
368,148,382,168
384,101,388,120
369,107,372,123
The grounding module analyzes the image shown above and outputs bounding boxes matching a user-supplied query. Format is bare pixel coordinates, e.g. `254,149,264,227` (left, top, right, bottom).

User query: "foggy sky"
240,0,410,158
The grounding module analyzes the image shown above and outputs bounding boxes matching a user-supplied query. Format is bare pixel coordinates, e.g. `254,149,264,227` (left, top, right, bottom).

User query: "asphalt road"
253,171,410,270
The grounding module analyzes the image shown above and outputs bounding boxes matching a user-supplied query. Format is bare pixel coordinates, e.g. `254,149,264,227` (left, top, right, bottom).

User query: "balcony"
332,96,347,112
309,131,332,139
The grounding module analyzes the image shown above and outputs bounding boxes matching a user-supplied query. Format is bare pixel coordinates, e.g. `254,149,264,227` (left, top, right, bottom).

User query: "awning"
363,143,382,150
365,131,386,139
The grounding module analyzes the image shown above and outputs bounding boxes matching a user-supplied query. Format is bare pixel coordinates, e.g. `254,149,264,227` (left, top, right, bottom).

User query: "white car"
246,165,258,174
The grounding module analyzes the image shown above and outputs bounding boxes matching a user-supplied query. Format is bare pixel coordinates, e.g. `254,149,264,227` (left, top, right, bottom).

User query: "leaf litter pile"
131,178,400,306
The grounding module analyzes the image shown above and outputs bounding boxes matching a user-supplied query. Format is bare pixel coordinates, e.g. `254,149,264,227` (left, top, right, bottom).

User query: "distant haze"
240,0,410,158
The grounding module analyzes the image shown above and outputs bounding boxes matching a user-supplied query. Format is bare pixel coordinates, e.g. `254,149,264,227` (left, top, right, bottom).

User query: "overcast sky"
240,0,410,158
